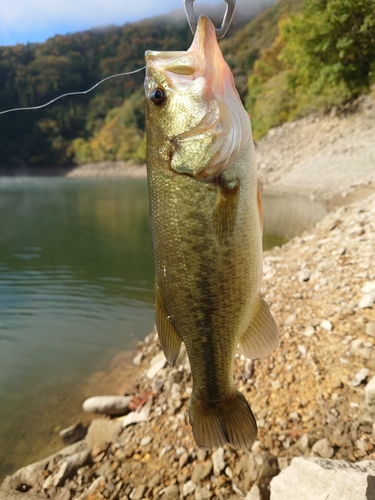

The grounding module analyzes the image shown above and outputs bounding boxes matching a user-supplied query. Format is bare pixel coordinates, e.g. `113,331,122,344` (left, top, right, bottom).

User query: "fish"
144,15,279,449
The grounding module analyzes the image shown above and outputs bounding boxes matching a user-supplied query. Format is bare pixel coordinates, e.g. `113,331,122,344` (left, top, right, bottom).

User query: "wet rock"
311,438,334,458
59,423,86,446
83,396,132,415
212,448,225,476
365,375,375,411
270,457,375,500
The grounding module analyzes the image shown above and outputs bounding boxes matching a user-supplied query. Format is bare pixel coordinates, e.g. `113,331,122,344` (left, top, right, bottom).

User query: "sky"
0,0,276,46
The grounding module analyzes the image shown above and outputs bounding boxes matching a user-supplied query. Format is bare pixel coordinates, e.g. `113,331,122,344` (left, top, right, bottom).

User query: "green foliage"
247,0,375,138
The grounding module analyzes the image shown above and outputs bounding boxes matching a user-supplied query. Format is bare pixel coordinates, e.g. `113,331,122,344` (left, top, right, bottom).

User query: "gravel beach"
1,95,375,500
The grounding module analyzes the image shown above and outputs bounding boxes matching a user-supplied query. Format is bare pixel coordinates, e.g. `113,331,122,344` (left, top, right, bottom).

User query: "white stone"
270,457,375,500
362,281,375,294
359,294,374,309
140,435,152,446
365,375,375,411
320,320,333,331
132,351,143,366
303,326,315,337
82,396,132,415
246,483,261,500
212,448,225,476
146,351,167,379
182,480,196,497
348,368,370,387
120,399,152,428
311,438,334,458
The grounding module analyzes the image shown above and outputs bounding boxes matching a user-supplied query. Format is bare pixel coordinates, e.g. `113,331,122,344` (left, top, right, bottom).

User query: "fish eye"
149,87,166,106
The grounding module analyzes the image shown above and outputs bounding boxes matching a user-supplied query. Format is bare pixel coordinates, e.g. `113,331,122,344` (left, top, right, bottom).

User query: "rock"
303,326,315,337
366,322,375,337
146,351,167,379
348,368,370,387
85,418,122,450
59,423,86,446
212,448,225,476
140,435,152,446
130,485,146,500
245,484,261,500
298,269,311,282
55,487,71,500
183,480,196,497
3,442,87,492
359,294,374,309
191,461,213,484
320,320,333,332
195,485,213,499
120,399,152,428
43,449,90,489
297,434,316,451
311,438,334,458
83,396,132,415
365,375,375,411
132,351,143,366
270,457,375,500
159,485,180,499
0,487,47,500
362,281,375,294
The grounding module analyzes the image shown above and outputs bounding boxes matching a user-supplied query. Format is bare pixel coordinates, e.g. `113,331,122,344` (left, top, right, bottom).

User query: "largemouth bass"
144,15,279,449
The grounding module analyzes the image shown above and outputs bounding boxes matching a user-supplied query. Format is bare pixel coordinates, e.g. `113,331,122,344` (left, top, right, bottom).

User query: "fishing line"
0,66,146,116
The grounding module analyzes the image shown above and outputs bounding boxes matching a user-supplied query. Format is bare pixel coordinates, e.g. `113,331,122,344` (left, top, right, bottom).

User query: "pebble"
303,326,315,337
359,294,374,309
311,438,334,459
348,368,370,387
320,320,333,332
366,322,375,337
182,480,196,497
365,375,375,411
83,396,132,415
212,448,225,476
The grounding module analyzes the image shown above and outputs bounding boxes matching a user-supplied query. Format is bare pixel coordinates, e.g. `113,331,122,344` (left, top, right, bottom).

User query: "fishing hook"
184,0,236,39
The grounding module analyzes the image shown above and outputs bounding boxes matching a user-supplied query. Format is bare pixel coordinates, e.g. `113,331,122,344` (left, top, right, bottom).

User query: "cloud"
0,0,277,45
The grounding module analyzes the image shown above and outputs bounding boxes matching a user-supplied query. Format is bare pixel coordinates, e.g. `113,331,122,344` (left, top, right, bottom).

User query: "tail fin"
189,389,257,449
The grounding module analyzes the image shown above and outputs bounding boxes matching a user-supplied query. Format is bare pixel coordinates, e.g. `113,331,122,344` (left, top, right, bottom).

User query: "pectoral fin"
155,286,182,366
238,295,279,359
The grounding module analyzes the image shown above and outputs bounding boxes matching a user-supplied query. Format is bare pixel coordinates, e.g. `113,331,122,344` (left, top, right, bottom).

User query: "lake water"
0,177,322,481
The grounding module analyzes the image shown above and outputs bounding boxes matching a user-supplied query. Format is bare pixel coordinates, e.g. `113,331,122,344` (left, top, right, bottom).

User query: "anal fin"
238,295,279,359
155,286,182,366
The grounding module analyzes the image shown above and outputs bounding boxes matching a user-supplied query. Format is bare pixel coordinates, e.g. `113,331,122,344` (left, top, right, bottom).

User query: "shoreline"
1,101,375,498
0,161,147,179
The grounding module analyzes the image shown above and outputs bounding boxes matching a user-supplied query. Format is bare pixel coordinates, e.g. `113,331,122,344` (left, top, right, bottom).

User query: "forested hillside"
0,0,296,168
1,0,373,168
